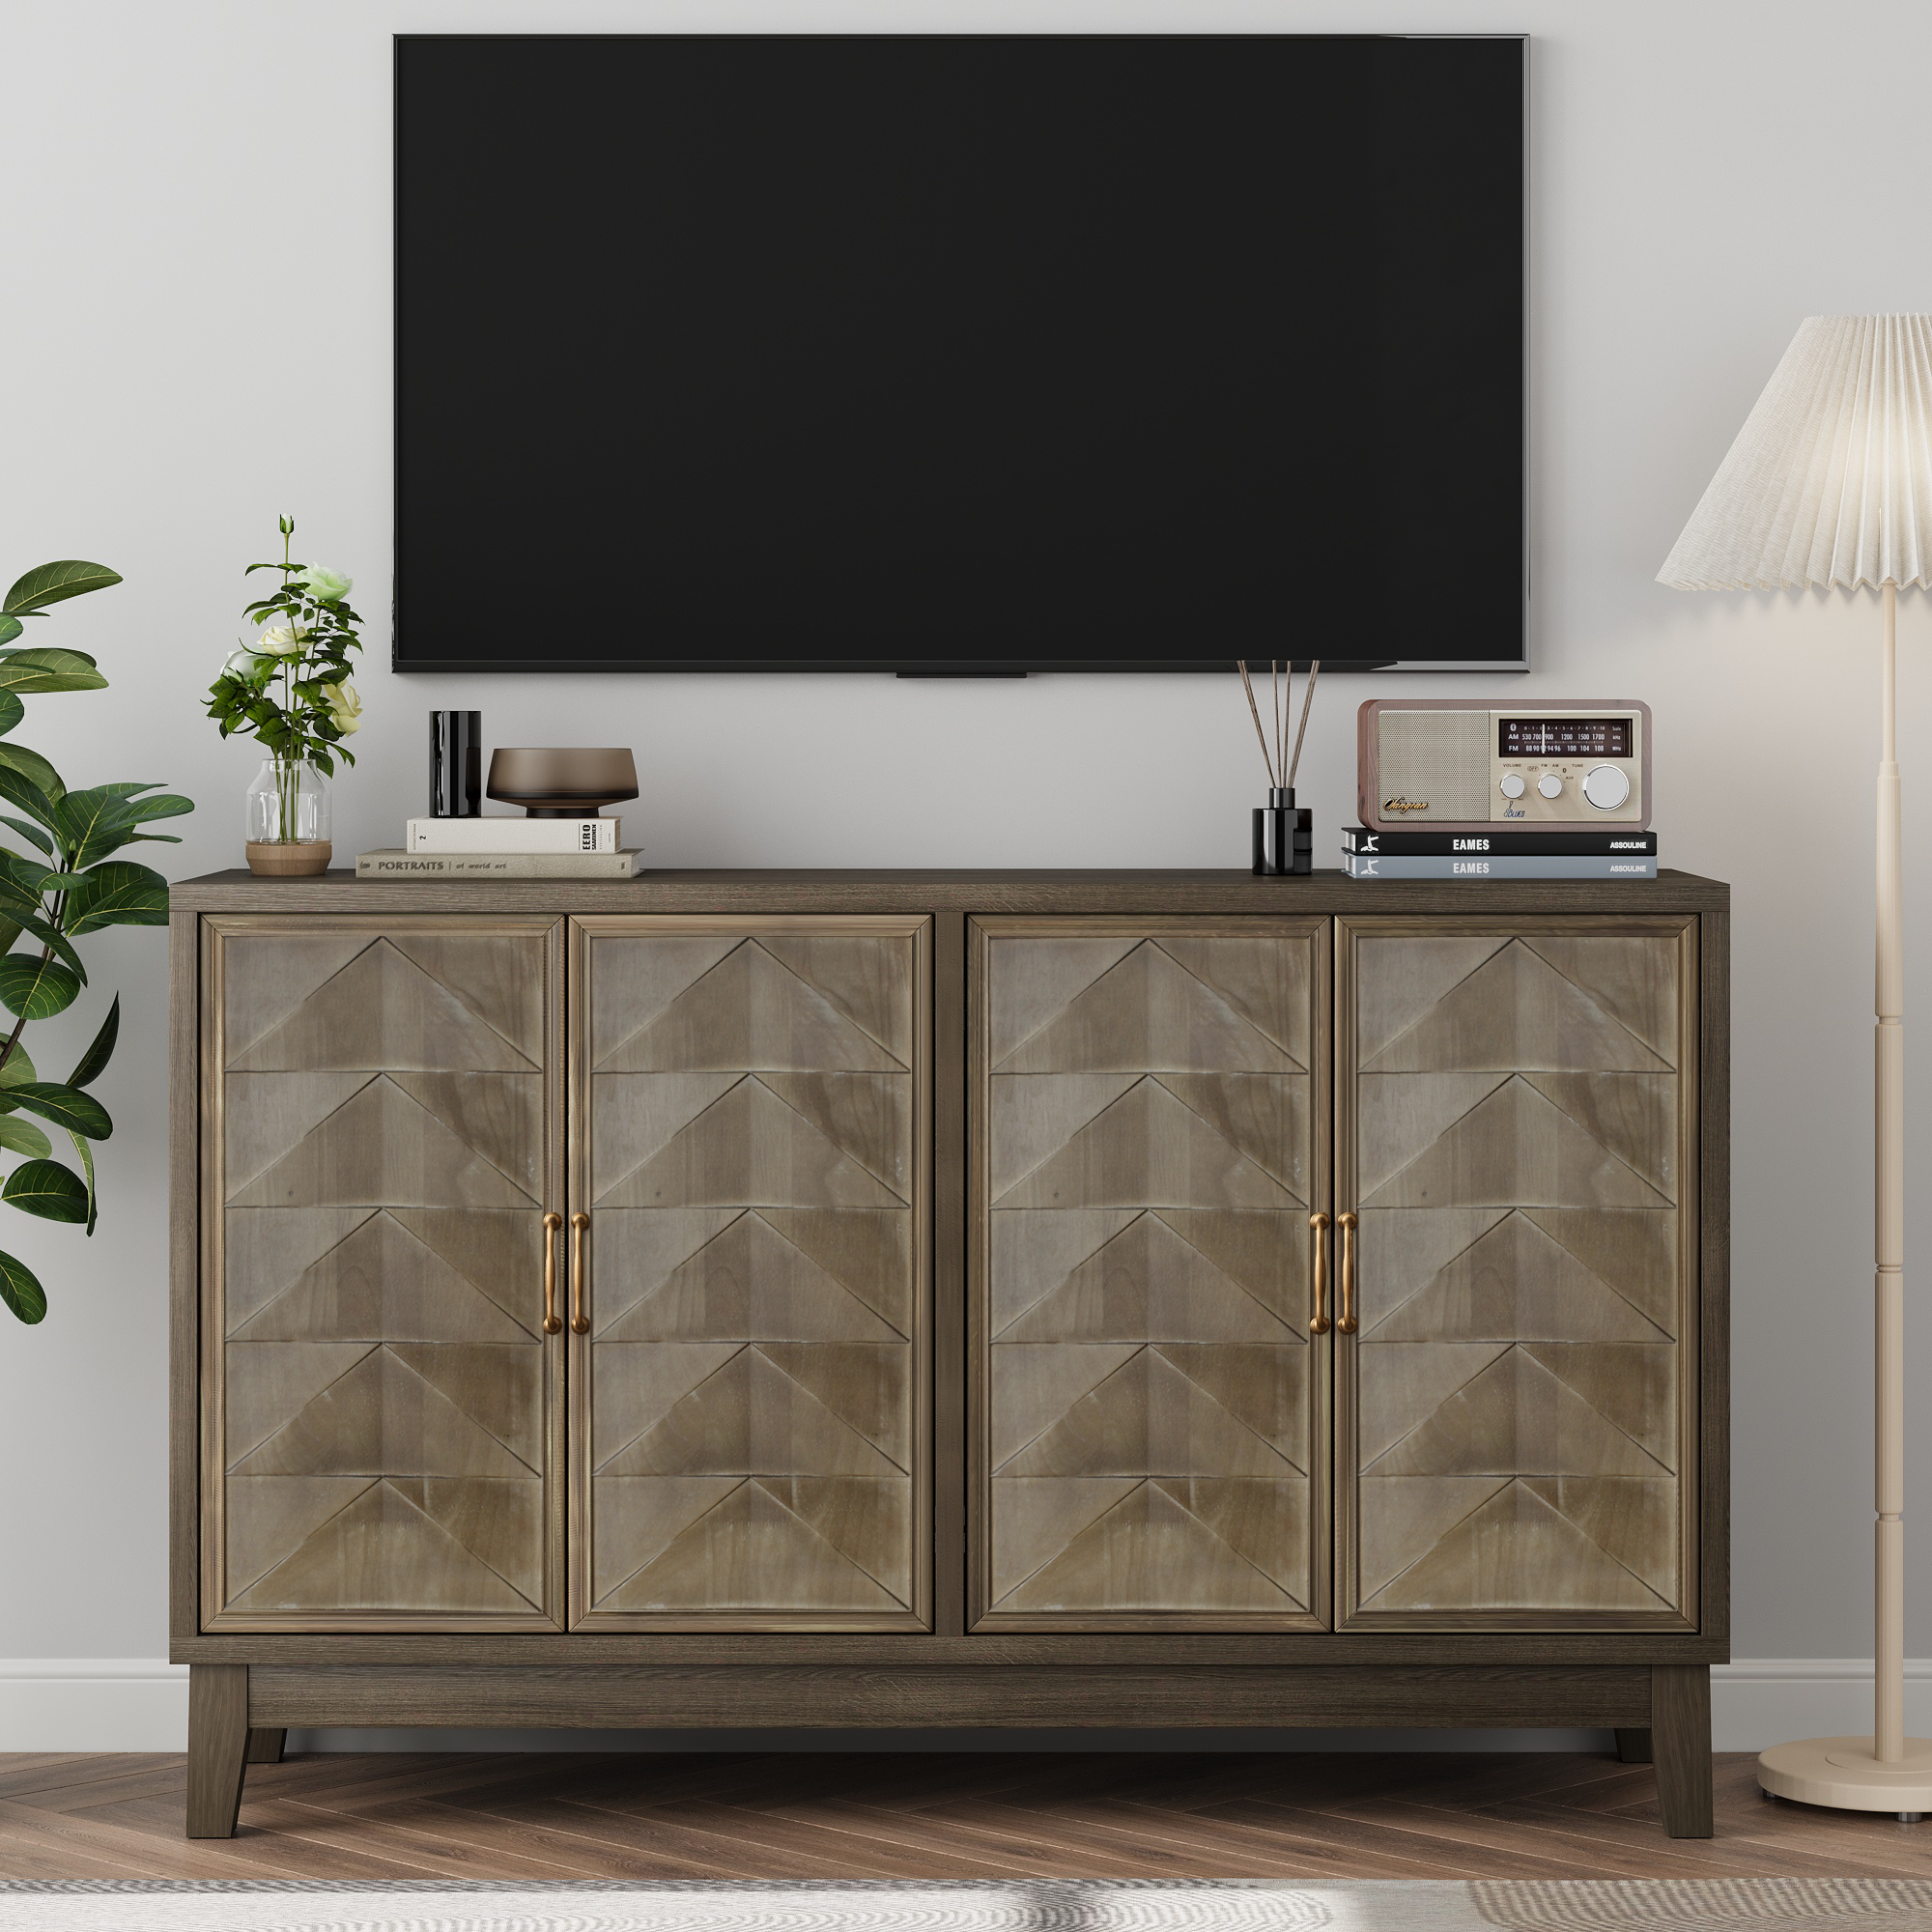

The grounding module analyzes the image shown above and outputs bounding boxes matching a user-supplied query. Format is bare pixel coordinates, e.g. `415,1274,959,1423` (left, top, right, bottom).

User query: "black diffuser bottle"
1237,659,1321,876
430,711,482,817
1253,786,1313,875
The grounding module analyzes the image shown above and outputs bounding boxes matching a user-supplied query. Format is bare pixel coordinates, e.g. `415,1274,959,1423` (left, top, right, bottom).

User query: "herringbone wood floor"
0,1750,1926,1882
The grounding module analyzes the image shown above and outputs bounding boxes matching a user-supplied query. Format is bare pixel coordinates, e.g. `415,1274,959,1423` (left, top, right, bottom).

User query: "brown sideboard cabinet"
168,869,1729,1839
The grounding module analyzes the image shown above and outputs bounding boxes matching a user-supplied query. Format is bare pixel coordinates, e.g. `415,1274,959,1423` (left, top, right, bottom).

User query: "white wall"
3,0,1930,1729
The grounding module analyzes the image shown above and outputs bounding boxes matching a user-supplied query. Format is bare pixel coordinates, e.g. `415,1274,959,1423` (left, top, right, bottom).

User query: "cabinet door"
570,916,929,1629
972,919,1329,1630
1336,917,1697,1630
201,917,564,1631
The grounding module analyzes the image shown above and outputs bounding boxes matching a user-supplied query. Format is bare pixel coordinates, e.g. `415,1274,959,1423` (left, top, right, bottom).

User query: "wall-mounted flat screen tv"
395,34,1525,673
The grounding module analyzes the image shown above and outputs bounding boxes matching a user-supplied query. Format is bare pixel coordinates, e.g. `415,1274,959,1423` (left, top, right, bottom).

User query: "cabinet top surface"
172,867,1729,915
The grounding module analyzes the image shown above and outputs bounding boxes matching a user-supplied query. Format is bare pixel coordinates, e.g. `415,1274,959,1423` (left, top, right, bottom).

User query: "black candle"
430,711,482,817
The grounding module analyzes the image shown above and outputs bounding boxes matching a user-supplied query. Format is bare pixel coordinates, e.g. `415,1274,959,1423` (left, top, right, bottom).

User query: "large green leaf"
0,1041,41,1119
0,644,94,667
0,617,19,648
0,764,62,832
0,954,79,1021
0,1249,45,1323
66,863,168,935
0,748,65,806
13,915,86,984
4,1158,90,1223
0,648,108,696
8,1080,110,1139
0,850,79,897
0,692,24,740
0,1115,51,1159
0,815,54,858
58,789,192,869
0,867,40,923
68,996,118,1092
69,1128,96,1236
2,561,121,616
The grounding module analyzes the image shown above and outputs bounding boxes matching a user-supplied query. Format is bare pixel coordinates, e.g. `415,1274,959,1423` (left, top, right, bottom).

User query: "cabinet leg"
1615,1727,1654,1764
1651,1664,1713,1837
185,1664,250,1838
245,1727,286,1765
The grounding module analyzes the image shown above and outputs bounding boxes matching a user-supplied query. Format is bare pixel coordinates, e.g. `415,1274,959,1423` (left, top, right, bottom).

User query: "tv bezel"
391,32,1529,676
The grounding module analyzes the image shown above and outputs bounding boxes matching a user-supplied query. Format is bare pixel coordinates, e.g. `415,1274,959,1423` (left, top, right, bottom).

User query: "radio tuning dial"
1537,773,1564,799
1498,773,1525,798
1582,764,1632,810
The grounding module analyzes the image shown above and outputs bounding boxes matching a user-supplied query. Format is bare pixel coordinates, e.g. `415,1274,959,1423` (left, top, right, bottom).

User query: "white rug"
4,1880,1932,1932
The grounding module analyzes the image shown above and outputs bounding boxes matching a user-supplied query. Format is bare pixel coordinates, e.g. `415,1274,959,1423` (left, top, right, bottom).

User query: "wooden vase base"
244,840,331,878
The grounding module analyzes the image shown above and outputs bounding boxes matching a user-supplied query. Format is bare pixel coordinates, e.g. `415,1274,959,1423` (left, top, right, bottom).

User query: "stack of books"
1340,826,1658,880
357,817,641,878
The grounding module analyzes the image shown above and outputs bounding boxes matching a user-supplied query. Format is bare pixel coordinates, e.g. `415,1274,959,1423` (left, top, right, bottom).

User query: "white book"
407,815,619,853
358,849,642,878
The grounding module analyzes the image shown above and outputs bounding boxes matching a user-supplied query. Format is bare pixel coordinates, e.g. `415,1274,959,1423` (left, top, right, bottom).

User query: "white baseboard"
0,1660,190,1751
1710,1658,1932,1750
4,1658,1924,1755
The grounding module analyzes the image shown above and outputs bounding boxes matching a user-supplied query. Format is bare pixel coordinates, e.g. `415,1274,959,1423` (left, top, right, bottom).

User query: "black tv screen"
395,34,1524,673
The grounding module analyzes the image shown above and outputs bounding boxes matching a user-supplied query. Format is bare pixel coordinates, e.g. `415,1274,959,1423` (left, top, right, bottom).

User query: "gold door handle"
541,1211,563,1335
1337,1210,1360,1334
1308,1210,1332,1335
570,1211,590,1335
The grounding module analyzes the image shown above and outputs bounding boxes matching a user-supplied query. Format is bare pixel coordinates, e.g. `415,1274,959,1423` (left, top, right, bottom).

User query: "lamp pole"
1877,576,1905,1766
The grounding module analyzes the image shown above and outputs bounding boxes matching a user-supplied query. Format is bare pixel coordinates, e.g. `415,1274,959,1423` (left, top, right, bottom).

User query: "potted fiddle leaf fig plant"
205,516,363,877
0,559,194,1325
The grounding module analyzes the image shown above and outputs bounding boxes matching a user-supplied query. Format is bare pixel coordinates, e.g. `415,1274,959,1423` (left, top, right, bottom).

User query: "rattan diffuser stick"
1236,660,1277,787
1287,660,1321,788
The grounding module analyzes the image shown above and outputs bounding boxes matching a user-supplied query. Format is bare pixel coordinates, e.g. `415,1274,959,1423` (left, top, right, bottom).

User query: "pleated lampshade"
1658,313,1932,592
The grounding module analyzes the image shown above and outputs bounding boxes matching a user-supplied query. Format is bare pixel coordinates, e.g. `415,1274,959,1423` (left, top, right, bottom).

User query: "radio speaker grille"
1377,710,1492,819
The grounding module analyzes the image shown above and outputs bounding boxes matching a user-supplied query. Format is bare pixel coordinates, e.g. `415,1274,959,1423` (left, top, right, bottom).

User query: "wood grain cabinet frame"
568,915,933,1631
969,917,1332,1632
198,915,567,1633
1334,916,1700,1633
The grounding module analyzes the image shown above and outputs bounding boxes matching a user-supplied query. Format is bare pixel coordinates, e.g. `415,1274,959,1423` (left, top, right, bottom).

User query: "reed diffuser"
1238,658,1320,875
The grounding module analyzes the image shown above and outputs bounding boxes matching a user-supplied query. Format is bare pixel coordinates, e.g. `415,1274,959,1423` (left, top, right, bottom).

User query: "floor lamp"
1661,312,1932,1818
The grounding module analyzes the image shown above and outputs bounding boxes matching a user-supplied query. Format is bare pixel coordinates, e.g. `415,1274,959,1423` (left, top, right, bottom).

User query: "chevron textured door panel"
973,921,1329,1630
571,918,929,1629
202,919,564,1631
1338,920,1697,1631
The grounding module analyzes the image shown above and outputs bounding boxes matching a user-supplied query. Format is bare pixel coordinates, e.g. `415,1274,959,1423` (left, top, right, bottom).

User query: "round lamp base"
1759,1736,1932,1818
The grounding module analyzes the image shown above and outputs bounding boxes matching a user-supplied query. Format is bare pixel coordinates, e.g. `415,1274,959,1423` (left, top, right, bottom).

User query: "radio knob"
1582,764,1632,810
1537,773,1564,799
1498,773,1525,798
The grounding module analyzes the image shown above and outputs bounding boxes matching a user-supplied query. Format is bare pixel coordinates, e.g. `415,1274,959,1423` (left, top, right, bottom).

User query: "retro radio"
1356,699,1652,834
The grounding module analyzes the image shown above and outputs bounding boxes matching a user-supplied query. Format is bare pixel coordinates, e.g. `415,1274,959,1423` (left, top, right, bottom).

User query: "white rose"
324,680,362,735
256,625,309,658
222,647,266,678
298,565,353,603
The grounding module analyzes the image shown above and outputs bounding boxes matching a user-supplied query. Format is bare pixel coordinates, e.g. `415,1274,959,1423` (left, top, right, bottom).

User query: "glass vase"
244,758,331,877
